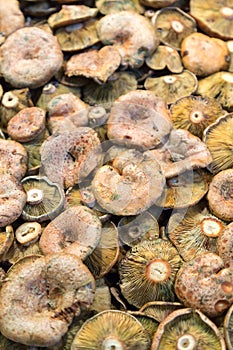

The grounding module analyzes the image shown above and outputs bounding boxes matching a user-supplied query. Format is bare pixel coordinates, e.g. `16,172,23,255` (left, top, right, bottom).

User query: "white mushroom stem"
201,218,223,238
102,336,124,350
1,91,19,108
128,225,141,239
220,7,233,19
146,258,171,283
176,334,197,350
190,111,204,124
222,72,233,83
26,188,44,205
163,76,177,84
42,83,57,94
171,20,184,33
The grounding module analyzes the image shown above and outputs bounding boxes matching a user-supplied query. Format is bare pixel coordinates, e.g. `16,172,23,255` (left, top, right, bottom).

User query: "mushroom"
146,45,183,73
181,32,230,77
39,205,102,260
144,70,198,104
96,11,159,68
71,310,151,350
15,222,42,246
224,302,233,350
0,225,14,260
217,222,233,270
175,252,233,317
0,253,96,347
119,238,183,308
140,0,176,9
40,128,102,189
170,95,227,139
107,90,173,149
139,301,184,323
91,148,166,216
65,46,121,84
207,169,233,221
96,0,145,14
0,0,24,41
151,308,226,350
151,7,197,50
21,175,65,222
127,311,159,341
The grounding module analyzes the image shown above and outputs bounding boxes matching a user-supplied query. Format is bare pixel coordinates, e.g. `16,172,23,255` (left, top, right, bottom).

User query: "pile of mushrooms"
1,0,233,349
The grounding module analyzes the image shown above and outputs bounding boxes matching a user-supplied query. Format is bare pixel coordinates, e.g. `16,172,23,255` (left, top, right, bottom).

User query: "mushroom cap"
0,0,25,39
175,252,233,317
0,253,95,347
0,27,63,88
146,45,183,73
91,148,166,216
107,89,173,149
96,11,159,68
39,205,102,260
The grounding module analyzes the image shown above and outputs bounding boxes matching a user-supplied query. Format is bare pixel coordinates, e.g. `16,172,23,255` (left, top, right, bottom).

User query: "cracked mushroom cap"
0,253,95,347
119,238,183,308
91,148,166,216
207,169,233,221
190,0,233,40
107,90,172,149
181,32,230,77
39,205,102,260
71,310,151,350
96,11,159,68
151,308,226,350
175,252,233,317
170,95,227,139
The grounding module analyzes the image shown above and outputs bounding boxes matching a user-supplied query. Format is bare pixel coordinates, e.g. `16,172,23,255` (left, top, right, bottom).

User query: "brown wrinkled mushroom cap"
0,0,25,40
0,27,63,88
0,253,95,347
181,32,230,77
175,252,233,317
217,222,233,269
39,205,102,260
107,89,172,149
96,11,159,68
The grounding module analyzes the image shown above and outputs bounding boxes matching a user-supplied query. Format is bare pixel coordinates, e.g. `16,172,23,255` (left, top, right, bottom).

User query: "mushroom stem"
146,258,171,283
200,218,223,238
102,336,124,350
171,20,184,33
220,7,233,19
176,334,197,350
163,76,177,84
190,111,204,124
26,188,44,205
1,91,19,108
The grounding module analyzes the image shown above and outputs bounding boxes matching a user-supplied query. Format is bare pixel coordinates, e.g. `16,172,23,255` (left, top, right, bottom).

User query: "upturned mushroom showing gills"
107,90,173,150
91,148,165,216
96,11,159,68
0,253,96,347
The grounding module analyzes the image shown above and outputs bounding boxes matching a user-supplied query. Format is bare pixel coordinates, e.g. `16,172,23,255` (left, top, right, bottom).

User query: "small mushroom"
107,89,173,149
15,222,42,246
181,32,230,77
175,252,233,317
91,148,166,216
21,175,65,222
7,107,46,143
207,169,233,221
0,0,25,41
0,253,96,347
203,113,233,174
146,45,183,73
151,308,226,349
65,46,121,84
71,310,151,349
144,70,198,104
151,7,197,50
0,225,14,260
39,205,102,260
96,11,159,68
139,301,184,323
119,238,183,308
170,95,227,139
96,0,145,14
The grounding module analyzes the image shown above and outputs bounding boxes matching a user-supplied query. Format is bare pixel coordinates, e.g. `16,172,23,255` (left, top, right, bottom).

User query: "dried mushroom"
107,89,173,149
65,46,121,84
92,148,165,216
207,169,233,221
224,303,233,350
190,0,233,40
197,71,233,110
118,210,159,247
96,0,145,14
175,252,233,317
0,253,95,347
0,0,24,42
0,27,63,89
39,205,102,260
151,308,226,350
82,71,138,110
146,45,183,73
217,222,233,269
71,310,151,350
21,175,65,222
151,7,197,50
96,11,159,68
167,205,226,261
181,32,230,77
203,113,233,174
15,221,42,246
140,0,176,8
144,70,198,104
139,300,184,323
128,311,159,340
170,95,226,139
48,5,98,29
119,238,183,308
0,225,14,260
